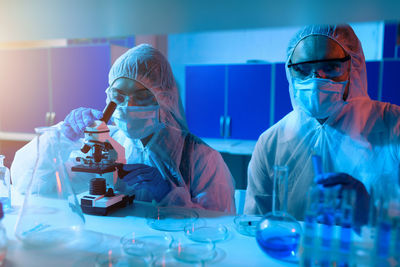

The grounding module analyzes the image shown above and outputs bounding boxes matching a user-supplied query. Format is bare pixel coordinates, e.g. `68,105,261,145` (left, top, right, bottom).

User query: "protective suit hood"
108,44,188,132
286,24,370,114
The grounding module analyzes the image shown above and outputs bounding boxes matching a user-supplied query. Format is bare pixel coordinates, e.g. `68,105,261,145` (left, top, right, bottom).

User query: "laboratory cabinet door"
365,61,380,101
381,60,400,105
227,64,271,140
0,48,50,133
274,63,292,123
51,45,111,124
185,65,225,138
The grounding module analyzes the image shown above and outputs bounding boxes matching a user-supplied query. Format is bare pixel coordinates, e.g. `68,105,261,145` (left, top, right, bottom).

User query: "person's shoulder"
184,132,213,152
256,113,292,147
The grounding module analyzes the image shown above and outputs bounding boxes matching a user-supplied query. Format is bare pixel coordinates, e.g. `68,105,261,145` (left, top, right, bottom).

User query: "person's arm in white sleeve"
160,139,236,213
244,134,273,215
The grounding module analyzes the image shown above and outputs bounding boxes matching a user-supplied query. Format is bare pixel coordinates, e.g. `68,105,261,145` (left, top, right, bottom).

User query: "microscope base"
78,192,135,216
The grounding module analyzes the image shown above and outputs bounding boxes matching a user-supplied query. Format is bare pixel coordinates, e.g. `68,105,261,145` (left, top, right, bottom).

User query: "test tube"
300,189,318,267
375,197,391,264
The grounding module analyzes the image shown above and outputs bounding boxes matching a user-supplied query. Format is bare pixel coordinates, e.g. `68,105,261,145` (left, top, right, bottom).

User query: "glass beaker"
0,155,11,212
14,127,85,247
256,165,302,262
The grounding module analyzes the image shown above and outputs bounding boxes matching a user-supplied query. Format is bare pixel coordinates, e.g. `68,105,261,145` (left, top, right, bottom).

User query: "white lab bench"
2,194,294,267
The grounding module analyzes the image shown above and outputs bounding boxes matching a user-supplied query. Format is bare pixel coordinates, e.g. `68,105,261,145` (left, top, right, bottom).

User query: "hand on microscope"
118,164,172,203
61,107,103,141
316,172,370,231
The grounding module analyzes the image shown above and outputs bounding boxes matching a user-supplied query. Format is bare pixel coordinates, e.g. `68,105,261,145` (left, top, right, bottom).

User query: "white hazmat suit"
12,44,236,213
244,25,400,219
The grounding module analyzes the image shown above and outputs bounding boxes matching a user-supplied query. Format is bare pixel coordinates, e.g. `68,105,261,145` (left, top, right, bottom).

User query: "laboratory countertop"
2,199,294,267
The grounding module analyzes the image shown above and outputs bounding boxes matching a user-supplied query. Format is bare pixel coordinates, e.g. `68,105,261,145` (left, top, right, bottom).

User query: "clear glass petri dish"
95,251,150,267
146,207,199,232
153,251,202,267
234,214,263,237
120,233,173,258
184,223,228,243
170,237,216,263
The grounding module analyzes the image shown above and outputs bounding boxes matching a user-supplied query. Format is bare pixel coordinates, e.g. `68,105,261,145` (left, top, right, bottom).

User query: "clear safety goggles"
288,55,351,80
105,87,156,107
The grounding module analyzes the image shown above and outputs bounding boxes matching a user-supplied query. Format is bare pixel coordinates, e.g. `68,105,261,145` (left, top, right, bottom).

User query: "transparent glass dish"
146,207,199,232
184,223,228,243
120,233,173,258
95,251,149,267
170,237,216,263
234,214,263,237
153,251,202,267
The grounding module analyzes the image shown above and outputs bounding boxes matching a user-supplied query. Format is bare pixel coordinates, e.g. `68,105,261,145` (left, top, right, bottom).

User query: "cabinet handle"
225,116,231,138
219,116,225,137
50,112,56,126
45,112,50,126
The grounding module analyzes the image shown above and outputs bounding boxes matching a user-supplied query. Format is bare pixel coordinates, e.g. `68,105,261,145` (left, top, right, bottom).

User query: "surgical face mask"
292,77,348,119
113,105,163,139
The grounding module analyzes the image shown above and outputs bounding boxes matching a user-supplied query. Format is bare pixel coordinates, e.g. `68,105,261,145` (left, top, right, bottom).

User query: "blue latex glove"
61,107,103,141
118,164,171,203
316,172,370,231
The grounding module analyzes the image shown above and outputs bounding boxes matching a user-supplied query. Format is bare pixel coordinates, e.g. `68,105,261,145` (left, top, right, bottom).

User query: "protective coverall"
11,44,236,213
244,25,400,219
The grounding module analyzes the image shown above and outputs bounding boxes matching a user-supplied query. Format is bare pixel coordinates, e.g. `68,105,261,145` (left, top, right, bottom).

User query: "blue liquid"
256,228,300,259
0,197,10,211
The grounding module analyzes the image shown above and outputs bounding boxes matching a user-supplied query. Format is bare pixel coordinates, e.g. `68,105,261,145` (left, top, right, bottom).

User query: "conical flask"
256,165,302,262
15,127,85,247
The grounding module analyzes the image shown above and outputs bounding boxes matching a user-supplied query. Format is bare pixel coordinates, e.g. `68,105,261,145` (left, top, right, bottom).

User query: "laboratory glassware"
120,232,173,259
256,165,302,261
14,127,85,247
147,206,199,232
234,214,263,237
0,203,7,266
0,155,11,213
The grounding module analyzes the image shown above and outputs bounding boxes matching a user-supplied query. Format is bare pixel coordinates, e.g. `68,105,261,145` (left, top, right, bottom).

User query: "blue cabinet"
0,44,119,134
274,63,292,123
185,65,225,138
51,45,110,123
227,64,271,139
185,64,271,140
0,48,50,133
365,61,380,100
381,60,400,105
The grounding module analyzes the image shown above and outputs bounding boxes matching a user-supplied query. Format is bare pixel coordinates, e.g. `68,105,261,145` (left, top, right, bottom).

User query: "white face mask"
113,105,163,139
292,78,348,119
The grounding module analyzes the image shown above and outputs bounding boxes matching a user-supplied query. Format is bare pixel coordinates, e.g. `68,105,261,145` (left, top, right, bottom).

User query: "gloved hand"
316,172,370,231
118,164,171,203
61,107,103,141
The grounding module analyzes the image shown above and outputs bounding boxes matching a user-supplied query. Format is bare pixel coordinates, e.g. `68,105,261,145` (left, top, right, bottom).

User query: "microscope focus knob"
81,143,91,154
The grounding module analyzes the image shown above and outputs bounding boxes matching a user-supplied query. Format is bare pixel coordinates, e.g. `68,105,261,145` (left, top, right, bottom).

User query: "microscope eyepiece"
101,101,117,123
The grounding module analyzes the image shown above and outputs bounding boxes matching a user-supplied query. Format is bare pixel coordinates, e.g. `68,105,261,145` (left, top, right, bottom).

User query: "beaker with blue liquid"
256,165,302,262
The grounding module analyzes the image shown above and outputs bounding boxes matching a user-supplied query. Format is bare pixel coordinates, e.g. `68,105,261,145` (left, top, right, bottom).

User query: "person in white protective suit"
11,44,236,213
244,24,400,228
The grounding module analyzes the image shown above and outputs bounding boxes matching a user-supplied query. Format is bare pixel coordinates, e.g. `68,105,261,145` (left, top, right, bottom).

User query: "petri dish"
234,214,263,237
170,238,216,263
146,207,199,232
184,224,228,243
153,251,202,267
95,251,149,267
120,233,173,258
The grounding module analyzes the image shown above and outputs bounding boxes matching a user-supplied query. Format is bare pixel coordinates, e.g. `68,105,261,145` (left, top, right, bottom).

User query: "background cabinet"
0,44,111,134
0,48,51,133
185,64,271,140
0,44,128,167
